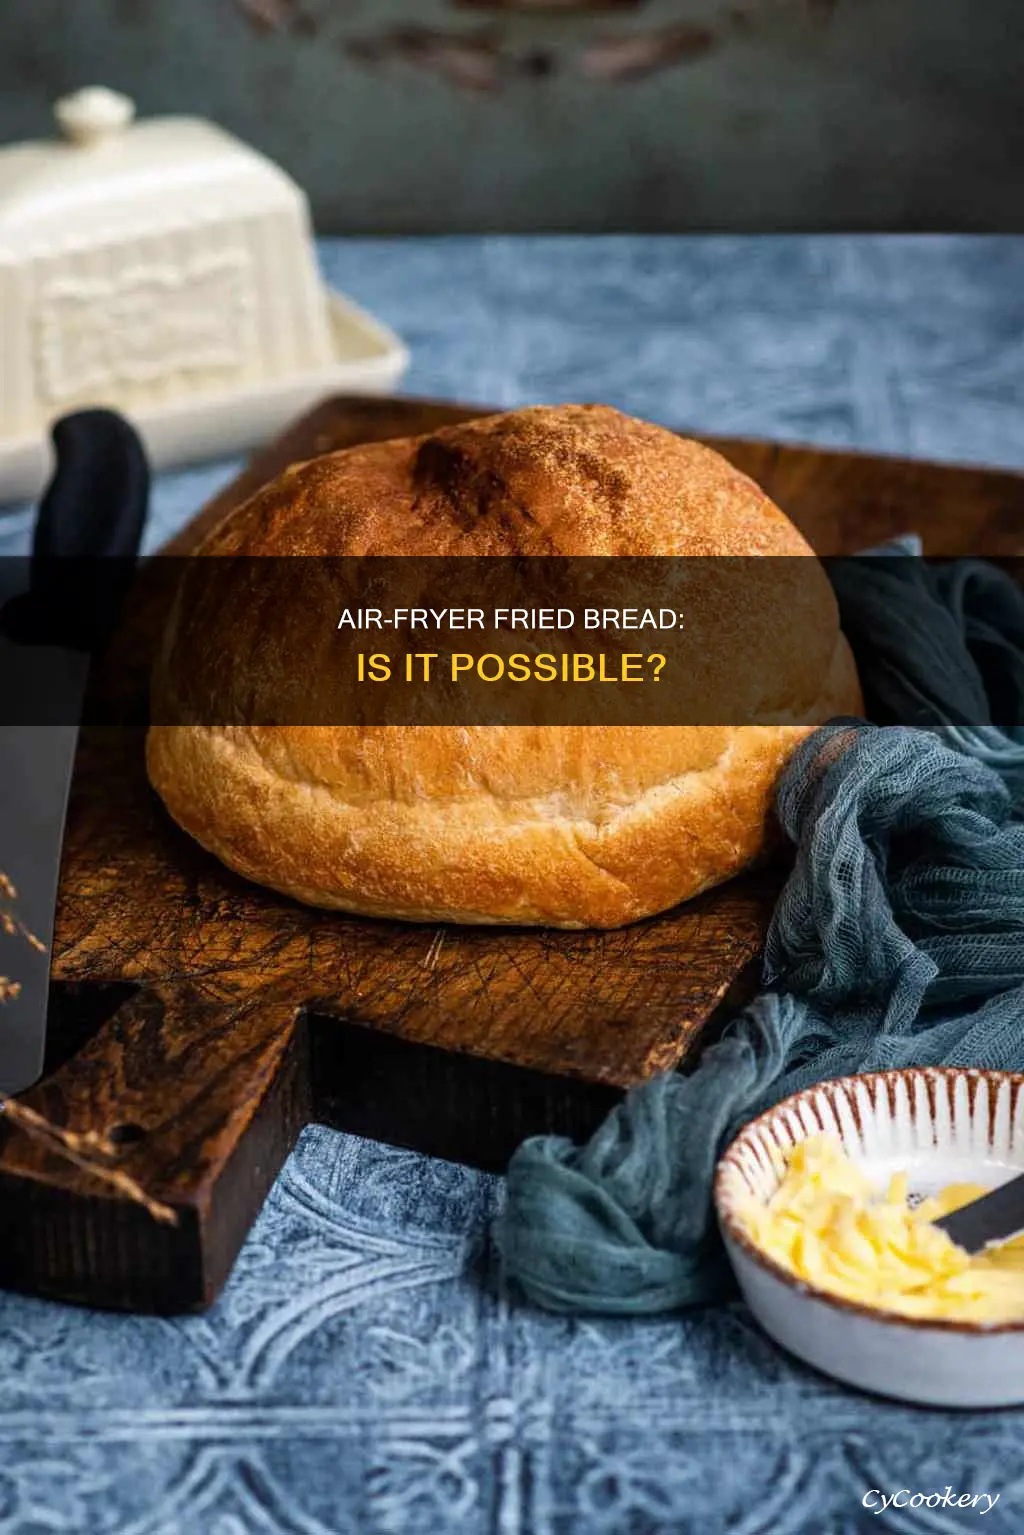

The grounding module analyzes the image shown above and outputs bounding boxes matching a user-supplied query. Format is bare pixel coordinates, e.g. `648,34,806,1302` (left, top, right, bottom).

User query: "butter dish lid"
0,87,303,249
0,87,409,502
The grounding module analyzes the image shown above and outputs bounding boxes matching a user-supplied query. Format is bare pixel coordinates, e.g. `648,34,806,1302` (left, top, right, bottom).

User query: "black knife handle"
1,410,149,653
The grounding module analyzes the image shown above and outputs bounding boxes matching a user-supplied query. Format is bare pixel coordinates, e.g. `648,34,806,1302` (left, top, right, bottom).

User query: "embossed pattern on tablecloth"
2,237,1024,1535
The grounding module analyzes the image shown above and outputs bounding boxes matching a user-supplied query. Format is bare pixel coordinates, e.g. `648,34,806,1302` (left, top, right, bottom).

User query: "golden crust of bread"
147,405,862,928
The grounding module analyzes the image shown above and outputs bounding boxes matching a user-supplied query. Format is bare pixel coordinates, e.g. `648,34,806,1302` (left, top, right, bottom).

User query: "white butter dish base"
715,1068,1024,1408
0,288,408,506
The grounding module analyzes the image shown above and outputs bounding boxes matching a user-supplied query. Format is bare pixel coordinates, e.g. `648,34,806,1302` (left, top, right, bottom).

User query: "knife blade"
934,1171,1024,1256
0,410,148,1097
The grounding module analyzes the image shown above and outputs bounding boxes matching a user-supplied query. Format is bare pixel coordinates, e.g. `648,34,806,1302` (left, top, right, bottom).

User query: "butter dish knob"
55,86,136,148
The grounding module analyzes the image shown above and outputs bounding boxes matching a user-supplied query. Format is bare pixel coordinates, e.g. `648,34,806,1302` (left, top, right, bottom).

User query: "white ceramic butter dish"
0,88,408,502
715,1068,1024,1408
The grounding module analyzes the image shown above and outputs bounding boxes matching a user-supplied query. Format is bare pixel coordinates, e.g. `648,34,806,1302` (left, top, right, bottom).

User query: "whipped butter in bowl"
714,1068,1024,1407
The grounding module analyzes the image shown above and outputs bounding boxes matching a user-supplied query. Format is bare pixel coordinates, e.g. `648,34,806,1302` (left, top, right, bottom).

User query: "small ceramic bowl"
714,1067,1024,1408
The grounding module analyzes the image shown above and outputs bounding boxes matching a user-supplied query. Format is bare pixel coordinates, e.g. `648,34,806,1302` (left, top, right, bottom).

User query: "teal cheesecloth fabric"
498,541,1024,1314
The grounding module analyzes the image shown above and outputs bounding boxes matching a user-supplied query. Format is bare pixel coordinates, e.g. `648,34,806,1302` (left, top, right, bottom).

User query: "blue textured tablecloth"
3,237,1024,1535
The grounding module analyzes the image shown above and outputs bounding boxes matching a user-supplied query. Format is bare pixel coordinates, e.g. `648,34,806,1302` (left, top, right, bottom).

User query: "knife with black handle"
0,410,148,1096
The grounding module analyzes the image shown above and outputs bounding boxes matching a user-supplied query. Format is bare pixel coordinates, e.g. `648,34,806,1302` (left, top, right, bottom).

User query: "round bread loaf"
147,404,861,928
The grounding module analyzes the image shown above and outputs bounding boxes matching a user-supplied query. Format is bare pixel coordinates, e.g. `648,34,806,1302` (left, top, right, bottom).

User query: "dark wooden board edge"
0,985,309,1311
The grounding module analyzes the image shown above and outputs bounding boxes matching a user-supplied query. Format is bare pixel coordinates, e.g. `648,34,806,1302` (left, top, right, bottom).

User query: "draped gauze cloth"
498,541,1024,1313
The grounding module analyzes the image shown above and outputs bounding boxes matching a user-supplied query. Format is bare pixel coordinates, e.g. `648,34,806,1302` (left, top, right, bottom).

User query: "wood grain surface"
3,394,1022,1314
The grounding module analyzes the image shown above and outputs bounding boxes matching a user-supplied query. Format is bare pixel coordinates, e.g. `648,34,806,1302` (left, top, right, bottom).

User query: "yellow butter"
736,1135,1024,1323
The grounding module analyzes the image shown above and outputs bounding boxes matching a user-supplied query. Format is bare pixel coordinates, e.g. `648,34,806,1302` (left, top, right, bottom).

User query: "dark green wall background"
1,0,1020,232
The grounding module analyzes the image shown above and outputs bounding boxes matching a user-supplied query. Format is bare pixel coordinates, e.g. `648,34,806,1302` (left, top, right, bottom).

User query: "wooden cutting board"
2,395,1022,1315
